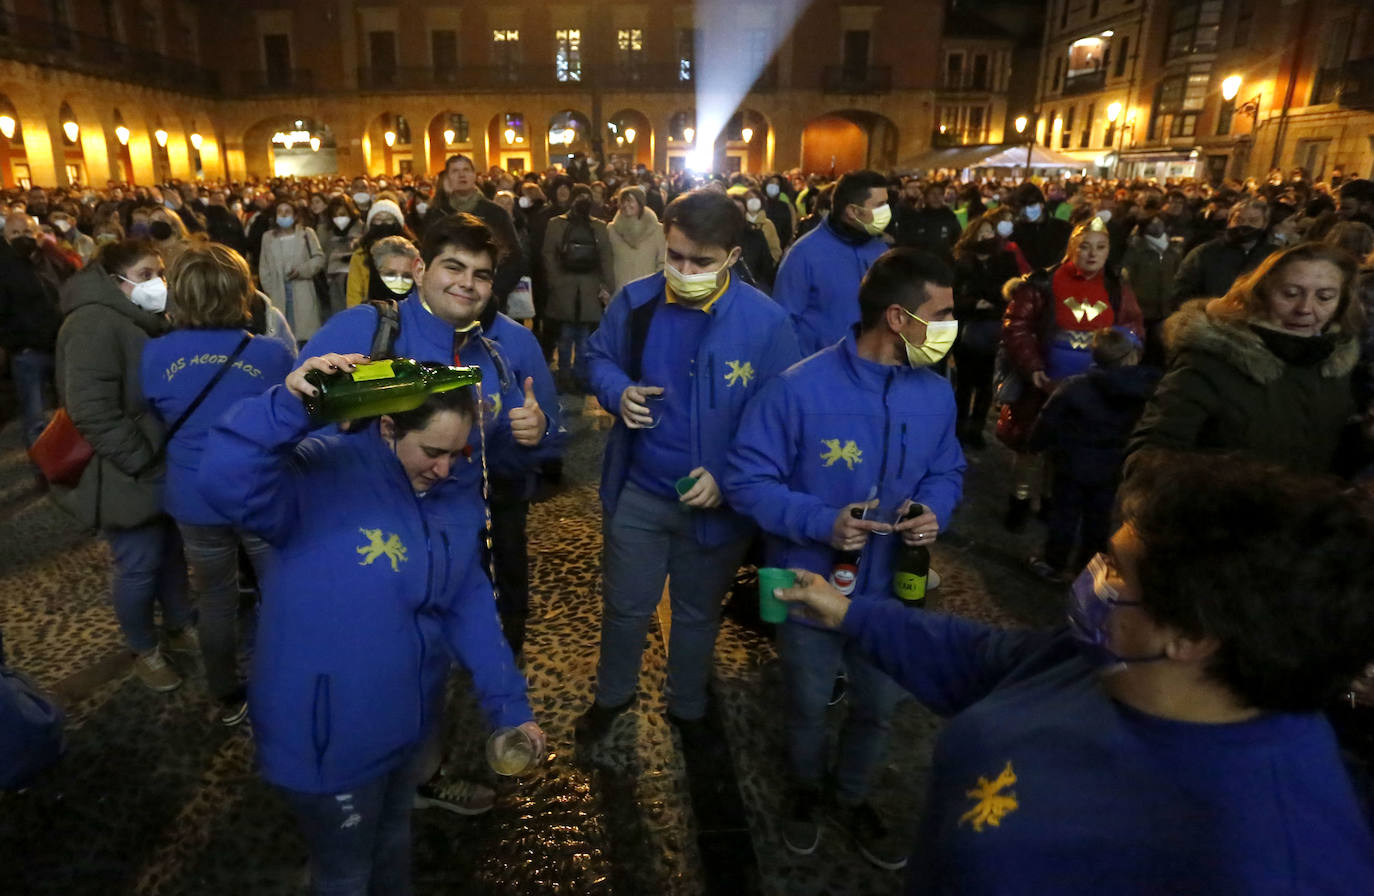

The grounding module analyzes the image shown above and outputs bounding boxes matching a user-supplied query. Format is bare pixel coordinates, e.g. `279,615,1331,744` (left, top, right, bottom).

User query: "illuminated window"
556,28,581,82
493,29,520,78
617,28,643,56
676,28,697,82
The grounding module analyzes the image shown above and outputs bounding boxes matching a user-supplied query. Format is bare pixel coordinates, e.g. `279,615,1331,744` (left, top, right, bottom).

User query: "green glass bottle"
893,503,929,606
303,359,483,424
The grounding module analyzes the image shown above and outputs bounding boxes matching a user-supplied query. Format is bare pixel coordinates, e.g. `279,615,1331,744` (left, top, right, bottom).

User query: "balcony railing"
238,69,316,96
823,65,893,94
1061,68,1107,96
0,10,219,95
1337,56,1374,110
351,63,760,93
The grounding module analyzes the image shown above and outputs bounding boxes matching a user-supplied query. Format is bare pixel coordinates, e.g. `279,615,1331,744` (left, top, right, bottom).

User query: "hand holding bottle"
285,353,370,401
508,377,546,447
893,501,940,547
830,499,890,551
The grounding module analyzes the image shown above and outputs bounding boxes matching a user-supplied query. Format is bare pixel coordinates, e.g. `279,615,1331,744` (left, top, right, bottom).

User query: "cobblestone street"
0,392,1063,895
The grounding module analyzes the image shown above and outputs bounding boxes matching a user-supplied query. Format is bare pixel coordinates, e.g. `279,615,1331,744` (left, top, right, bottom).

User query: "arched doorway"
0,94,29,188
800,110,899,175
664,109,696,173
364,112,413,175
605,108,652,172
243,117,339,178
546,109,592,172
427,110,473,174
486,112,530,173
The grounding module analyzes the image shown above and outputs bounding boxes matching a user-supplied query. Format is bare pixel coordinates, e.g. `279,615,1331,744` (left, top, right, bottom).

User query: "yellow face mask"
900,308,958,367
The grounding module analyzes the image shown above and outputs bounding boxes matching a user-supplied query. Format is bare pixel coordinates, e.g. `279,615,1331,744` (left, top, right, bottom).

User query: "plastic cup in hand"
757,567,795,624
486,726,538,777
675,475,698,497
641,389,666,429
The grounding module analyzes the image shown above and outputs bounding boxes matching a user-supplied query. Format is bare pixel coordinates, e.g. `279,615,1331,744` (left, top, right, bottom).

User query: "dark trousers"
1043,473,1116,572
489,480,531,654
953,343,997,429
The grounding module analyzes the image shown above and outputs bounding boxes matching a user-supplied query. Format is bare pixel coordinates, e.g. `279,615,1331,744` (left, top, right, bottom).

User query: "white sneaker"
927,568,942,590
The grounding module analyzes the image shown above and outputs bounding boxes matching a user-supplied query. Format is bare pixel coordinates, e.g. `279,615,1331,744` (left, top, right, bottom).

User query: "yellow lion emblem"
958,761,1019,832
820,439,863,470
486,391,503,420
357,528,408,572
724,360,755,388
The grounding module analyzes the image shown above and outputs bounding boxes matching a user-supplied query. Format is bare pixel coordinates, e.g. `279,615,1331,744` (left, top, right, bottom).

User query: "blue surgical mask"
1067,555,1167,671
276,215,295,229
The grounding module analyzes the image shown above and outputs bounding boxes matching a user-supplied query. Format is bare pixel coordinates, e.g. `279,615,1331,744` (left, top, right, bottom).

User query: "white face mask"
664,252,735,302
765,183,781,198
1023,203,1043,222
901,310,959,366
52,219,70,233
518,196,533,209
1145,232,1169,251
415,201,429,216
745,197,763,214
353,192,372,207
122,275,167,313
380,273,414,296
860,203,892,236
996,219,1014,238
332,215,351,230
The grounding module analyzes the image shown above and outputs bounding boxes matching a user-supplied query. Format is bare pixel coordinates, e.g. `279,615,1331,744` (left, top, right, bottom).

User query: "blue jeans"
556,322,593,387
779,619,905,803
11,349,54,447
103,518,193,653
279,748,425,896
177,522,273,700
596,482,751,719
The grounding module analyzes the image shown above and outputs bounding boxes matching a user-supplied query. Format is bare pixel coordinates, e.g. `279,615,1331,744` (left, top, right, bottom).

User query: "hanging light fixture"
115,124,130,145
683,126,695,143
0,115,15,140
624,127,636,143
63,119,79,142
189,131,203,150
154,128,168,147
310,135,321,151
741,126,754,143
384,129,397,147
503,127,516,144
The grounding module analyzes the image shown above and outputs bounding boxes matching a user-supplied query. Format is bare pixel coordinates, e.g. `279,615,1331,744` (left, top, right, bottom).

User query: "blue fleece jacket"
199,386,532,794
843,600,1374,895
140,328,296,525
724,333,965,606
773,218,887,356
587,270,801,548
301,297,549,531
482,312,567,490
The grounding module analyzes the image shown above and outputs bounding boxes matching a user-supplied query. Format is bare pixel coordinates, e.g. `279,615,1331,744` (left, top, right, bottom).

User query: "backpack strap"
627,293,665,382
368,298,401,360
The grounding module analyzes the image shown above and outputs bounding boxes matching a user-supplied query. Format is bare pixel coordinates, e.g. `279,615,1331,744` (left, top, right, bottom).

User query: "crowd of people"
2,153,1374,893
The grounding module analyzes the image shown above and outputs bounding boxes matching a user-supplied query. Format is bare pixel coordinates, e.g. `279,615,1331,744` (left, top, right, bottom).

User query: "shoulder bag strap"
146,334,252,469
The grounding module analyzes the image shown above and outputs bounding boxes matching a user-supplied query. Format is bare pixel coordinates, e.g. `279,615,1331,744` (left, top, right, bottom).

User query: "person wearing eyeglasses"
772,453,1374,894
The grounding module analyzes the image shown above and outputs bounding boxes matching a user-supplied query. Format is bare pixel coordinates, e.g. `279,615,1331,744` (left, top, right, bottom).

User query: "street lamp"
1221,74,1262,121
154,128,168,148
310,135,321,152
741,126,754,143
624,127,636,143
683,126,695,143
114,125,129,146
503,127,516,145
62,119,79,143
383,129,396,147
0,114,16,140
1014,114,1032,176
443,128,455,145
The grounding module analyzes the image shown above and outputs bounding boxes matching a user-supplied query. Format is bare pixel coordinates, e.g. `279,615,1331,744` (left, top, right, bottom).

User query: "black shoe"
217,687,249,727
666,709,720,755
575,696,635,743
782,787,822,855
1004,495,1032,533
829,801,909,870
829,670,848,706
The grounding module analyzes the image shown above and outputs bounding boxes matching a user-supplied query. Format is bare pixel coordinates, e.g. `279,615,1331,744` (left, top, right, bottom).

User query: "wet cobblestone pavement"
0,392,1062,895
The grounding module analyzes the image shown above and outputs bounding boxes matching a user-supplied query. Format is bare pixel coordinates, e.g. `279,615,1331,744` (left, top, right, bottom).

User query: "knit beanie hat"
366,199,404,228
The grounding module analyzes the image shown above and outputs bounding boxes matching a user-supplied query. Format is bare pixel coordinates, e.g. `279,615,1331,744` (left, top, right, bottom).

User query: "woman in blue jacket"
140,243,296,725
773,453,1374,894
200,352,543,895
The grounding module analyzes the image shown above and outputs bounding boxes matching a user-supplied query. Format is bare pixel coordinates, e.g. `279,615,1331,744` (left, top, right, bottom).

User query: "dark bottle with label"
893,503,929,606
302,358,482,424
829,506,865,596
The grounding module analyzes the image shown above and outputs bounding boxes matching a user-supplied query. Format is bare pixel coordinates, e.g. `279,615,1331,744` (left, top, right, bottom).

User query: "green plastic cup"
757,567,795,624
675,475,698,496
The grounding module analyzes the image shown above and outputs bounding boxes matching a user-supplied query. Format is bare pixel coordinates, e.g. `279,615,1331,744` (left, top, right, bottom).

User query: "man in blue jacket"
301,213,564,813
579,190,801,743
725,249,966,871
773,169,890,357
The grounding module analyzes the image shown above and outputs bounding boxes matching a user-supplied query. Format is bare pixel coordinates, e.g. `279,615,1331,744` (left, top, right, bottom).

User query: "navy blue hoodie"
1028,364,1160,486
200,386,531,794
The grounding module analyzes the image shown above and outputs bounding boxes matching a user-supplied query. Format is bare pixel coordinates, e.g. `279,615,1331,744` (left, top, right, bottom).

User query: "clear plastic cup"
641,390,666,429
486,726,539,777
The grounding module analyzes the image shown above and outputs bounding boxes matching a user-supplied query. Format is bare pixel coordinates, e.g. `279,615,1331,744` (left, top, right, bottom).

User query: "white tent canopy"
899,143,1089,174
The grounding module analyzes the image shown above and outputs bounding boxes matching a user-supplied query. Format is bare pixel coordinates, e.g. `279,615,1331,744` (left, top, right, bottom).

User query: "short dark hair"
1090,327,1138,367
1120,453,1374,713
1338,178,1374,205
662,190,745,251
98,238,159,276
832,170,888,215
443,154,474,173
418,212,501,268
388,383,478,437
857,248,954,330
